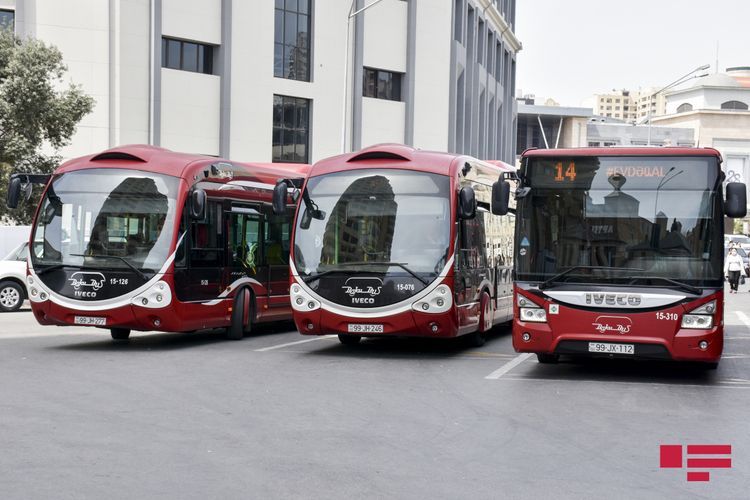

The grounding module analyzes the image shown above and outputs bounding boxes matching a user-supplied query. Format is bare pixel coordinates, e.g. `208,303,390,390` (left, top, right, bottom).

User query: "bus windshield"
516,156,723,288
32,168,180,275
294,169,451,282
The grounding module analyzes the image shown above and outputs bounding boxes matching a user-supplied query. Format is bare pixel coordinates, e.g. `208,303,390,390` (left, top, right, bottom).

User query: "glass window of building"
720,100,748,111
272,95,310,164
274,0,311,81
0,9,14,30
363,68,403,101
161,37,214,74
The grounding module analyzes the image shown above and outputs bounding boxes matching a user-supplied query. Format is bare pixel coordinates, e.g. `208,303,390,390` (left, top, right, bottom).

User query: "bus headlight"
290,282,320,312
681,300,715,329
412,284,452,314
520,307,547,323
132,281,172,309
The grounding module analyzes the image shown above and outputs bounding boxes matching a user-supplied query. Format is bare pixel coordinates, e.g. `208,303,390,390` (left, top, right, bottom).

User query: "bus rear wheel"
110,328,131,340
536,353,559,364
338,334,361,345
227,288,252,340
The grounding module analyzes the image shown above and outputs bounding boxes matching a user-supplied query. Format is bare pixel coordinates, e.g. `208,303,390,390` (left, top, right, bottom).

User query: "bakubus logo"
68,272,106,298
591,315,632,334
342,277,383,305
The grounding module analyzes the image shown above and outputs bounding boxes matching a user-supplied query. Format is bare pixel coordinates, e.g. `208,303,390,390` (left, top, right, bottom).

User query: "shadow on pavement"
46,320,297,352
304,323,513,359
520,356,722,386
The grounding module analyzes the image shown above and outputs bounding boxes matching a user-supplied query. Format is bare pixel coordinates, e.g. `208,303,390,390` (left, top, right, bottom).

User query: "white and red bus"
6,145,308,340
495,147,746,367
272,144,516,346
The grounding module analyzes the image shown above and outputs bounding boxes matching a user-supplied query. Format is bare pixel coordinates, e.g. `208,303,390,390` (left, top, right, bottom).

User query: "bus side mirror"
6,176,21,209
189,189,207,220
273,180,288,215
458,186,476,219
725,182,747,218
491,180,510,215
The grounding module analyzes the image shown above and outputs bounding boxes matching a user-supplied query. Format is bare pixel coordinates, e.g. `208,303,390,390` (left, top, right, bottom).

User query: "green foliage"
733,218,745,235
0,30,94,224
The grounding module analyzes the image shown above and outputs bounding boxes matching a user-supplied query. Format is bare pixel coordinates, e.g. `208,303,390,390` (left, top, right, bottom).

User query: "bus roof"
54,144,310,186
309,143,515,178
522,147,722,159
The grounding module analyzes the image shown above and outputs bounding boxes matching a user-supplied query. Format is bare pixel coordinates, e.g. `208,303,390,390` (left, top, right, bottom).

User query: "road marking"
254,335,336,352
484,353,533,379
735,311,750,331
498,376,750,389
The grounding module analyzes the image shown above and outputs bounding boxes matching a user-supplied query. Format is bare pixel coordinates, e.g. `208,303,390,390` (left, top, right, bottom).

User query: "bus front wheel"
338,334,361,345
227,288,252,340
110,328,131,340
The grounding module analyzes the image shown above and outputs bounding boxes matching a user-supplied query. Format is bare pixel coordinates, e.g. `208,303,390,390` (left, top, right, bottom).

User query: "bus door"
227,204,263,301
262,207,293,313
455,213,487,330
174,200,225,302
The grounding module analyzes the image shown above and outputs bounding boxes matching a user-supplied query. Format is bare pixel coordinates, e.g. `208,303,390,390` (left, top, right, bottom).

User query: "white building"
654,67,750,225
0,0,520,164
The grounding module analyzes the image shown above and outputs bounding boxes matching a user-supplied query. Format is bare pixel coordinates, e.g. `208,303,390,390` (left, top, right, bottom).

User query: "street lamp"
341,0,386,153
646,64,710,146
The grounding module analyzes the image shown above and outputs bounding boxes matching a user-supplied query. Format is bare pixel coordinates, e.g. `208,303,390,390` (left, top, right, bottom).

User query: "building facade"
653,67,750,224
593,88,666,123
2,0,519,164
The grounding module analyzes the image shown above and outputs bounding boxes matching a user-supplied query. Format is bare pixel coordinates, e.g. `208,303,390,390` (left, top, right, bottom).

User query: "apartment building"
593,88,666,123
2,0,520,164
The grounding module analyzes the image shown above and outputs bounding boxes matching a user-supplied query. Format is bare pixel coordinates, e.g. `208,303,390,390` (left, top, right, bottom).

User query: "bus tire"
338,334,361,345
536,353,559,364
110,328,131,340
465,330,486,347
703,361,719,370
0,280,24,312
227,288,250,340
479,291,493,333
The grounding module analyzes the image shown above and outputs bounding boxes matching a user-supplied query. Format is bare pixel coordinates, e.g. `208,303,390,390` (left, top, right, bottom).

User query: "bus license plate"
588,342,634,355
348,324,383,334
74,316,106,326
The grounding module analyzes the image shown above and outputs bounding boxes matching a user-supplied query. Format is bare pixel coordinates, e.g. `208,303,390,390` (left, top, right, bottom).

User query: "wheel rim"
483,297,492,331
0,287,20,308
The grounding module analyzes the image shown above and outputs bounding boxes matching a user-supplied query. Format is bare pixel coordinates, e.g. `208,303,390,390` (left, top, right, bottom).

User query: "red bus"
272,143,516,346
6,145,308,340
494,147,746,368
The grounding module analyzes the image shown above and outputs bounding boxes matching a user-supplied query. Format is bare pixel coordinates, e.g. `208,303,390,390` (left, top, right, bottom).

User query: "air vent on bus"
90,151,148,162
347,144,414,163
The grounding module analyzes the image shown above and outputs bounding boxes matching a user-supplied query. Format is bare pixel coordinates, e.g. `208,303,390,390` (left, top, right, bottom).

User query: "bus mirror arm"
725,182,747,218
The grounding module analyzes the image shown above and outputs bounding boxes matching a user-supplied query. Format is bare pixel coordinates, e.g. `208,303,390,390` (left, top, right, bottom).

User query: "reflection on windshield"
32,169,180,274
516,156,722,286
294,169,451,279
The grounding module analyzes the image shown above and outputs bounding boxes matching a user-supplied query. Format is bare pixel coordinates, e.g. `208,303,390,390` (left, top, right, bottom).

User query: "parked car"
725,234,750,253
725,245,750,277
0,242,29,312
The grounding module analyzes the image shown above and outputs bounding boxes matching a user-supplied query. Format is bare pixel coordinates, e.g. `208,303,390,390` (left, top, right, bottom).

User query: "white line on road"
497,376,750,389
735,311,750,333
254,335,336,352
484,353,533,379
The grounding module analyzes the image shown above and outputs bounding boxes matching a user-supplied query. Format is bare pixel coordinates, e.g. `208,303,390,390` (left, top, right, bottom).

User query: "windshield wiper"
301,268,373,284
35,263,89,276
70,254,149,282
627,276,701,295
337,262,429,285
539,266,644,290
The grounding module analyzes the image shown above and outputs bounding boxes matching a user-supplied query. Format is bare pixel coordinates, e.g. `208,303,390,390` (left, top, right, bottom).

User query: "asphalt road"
0,289,748,499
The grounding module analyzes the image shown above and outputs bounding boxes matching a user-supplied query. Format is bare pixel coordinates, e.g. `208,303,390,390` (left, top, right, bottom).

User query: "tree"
0,29,94,224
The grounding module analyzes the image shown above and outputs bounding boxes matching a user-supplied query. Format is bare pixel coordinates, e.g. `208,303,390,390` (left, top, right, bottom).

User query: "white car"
0,242,29,312
726,234,750,252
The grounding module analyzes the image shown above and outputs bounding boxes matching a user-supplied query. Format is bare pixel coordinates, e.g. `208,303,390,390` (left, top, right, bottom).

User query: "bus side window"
190,201,223,268
229,212,261,270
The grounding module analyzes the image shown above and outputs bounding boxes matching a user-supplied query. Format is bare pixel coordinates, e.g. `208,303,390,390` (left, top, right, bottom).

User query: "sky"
515,0,750,106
